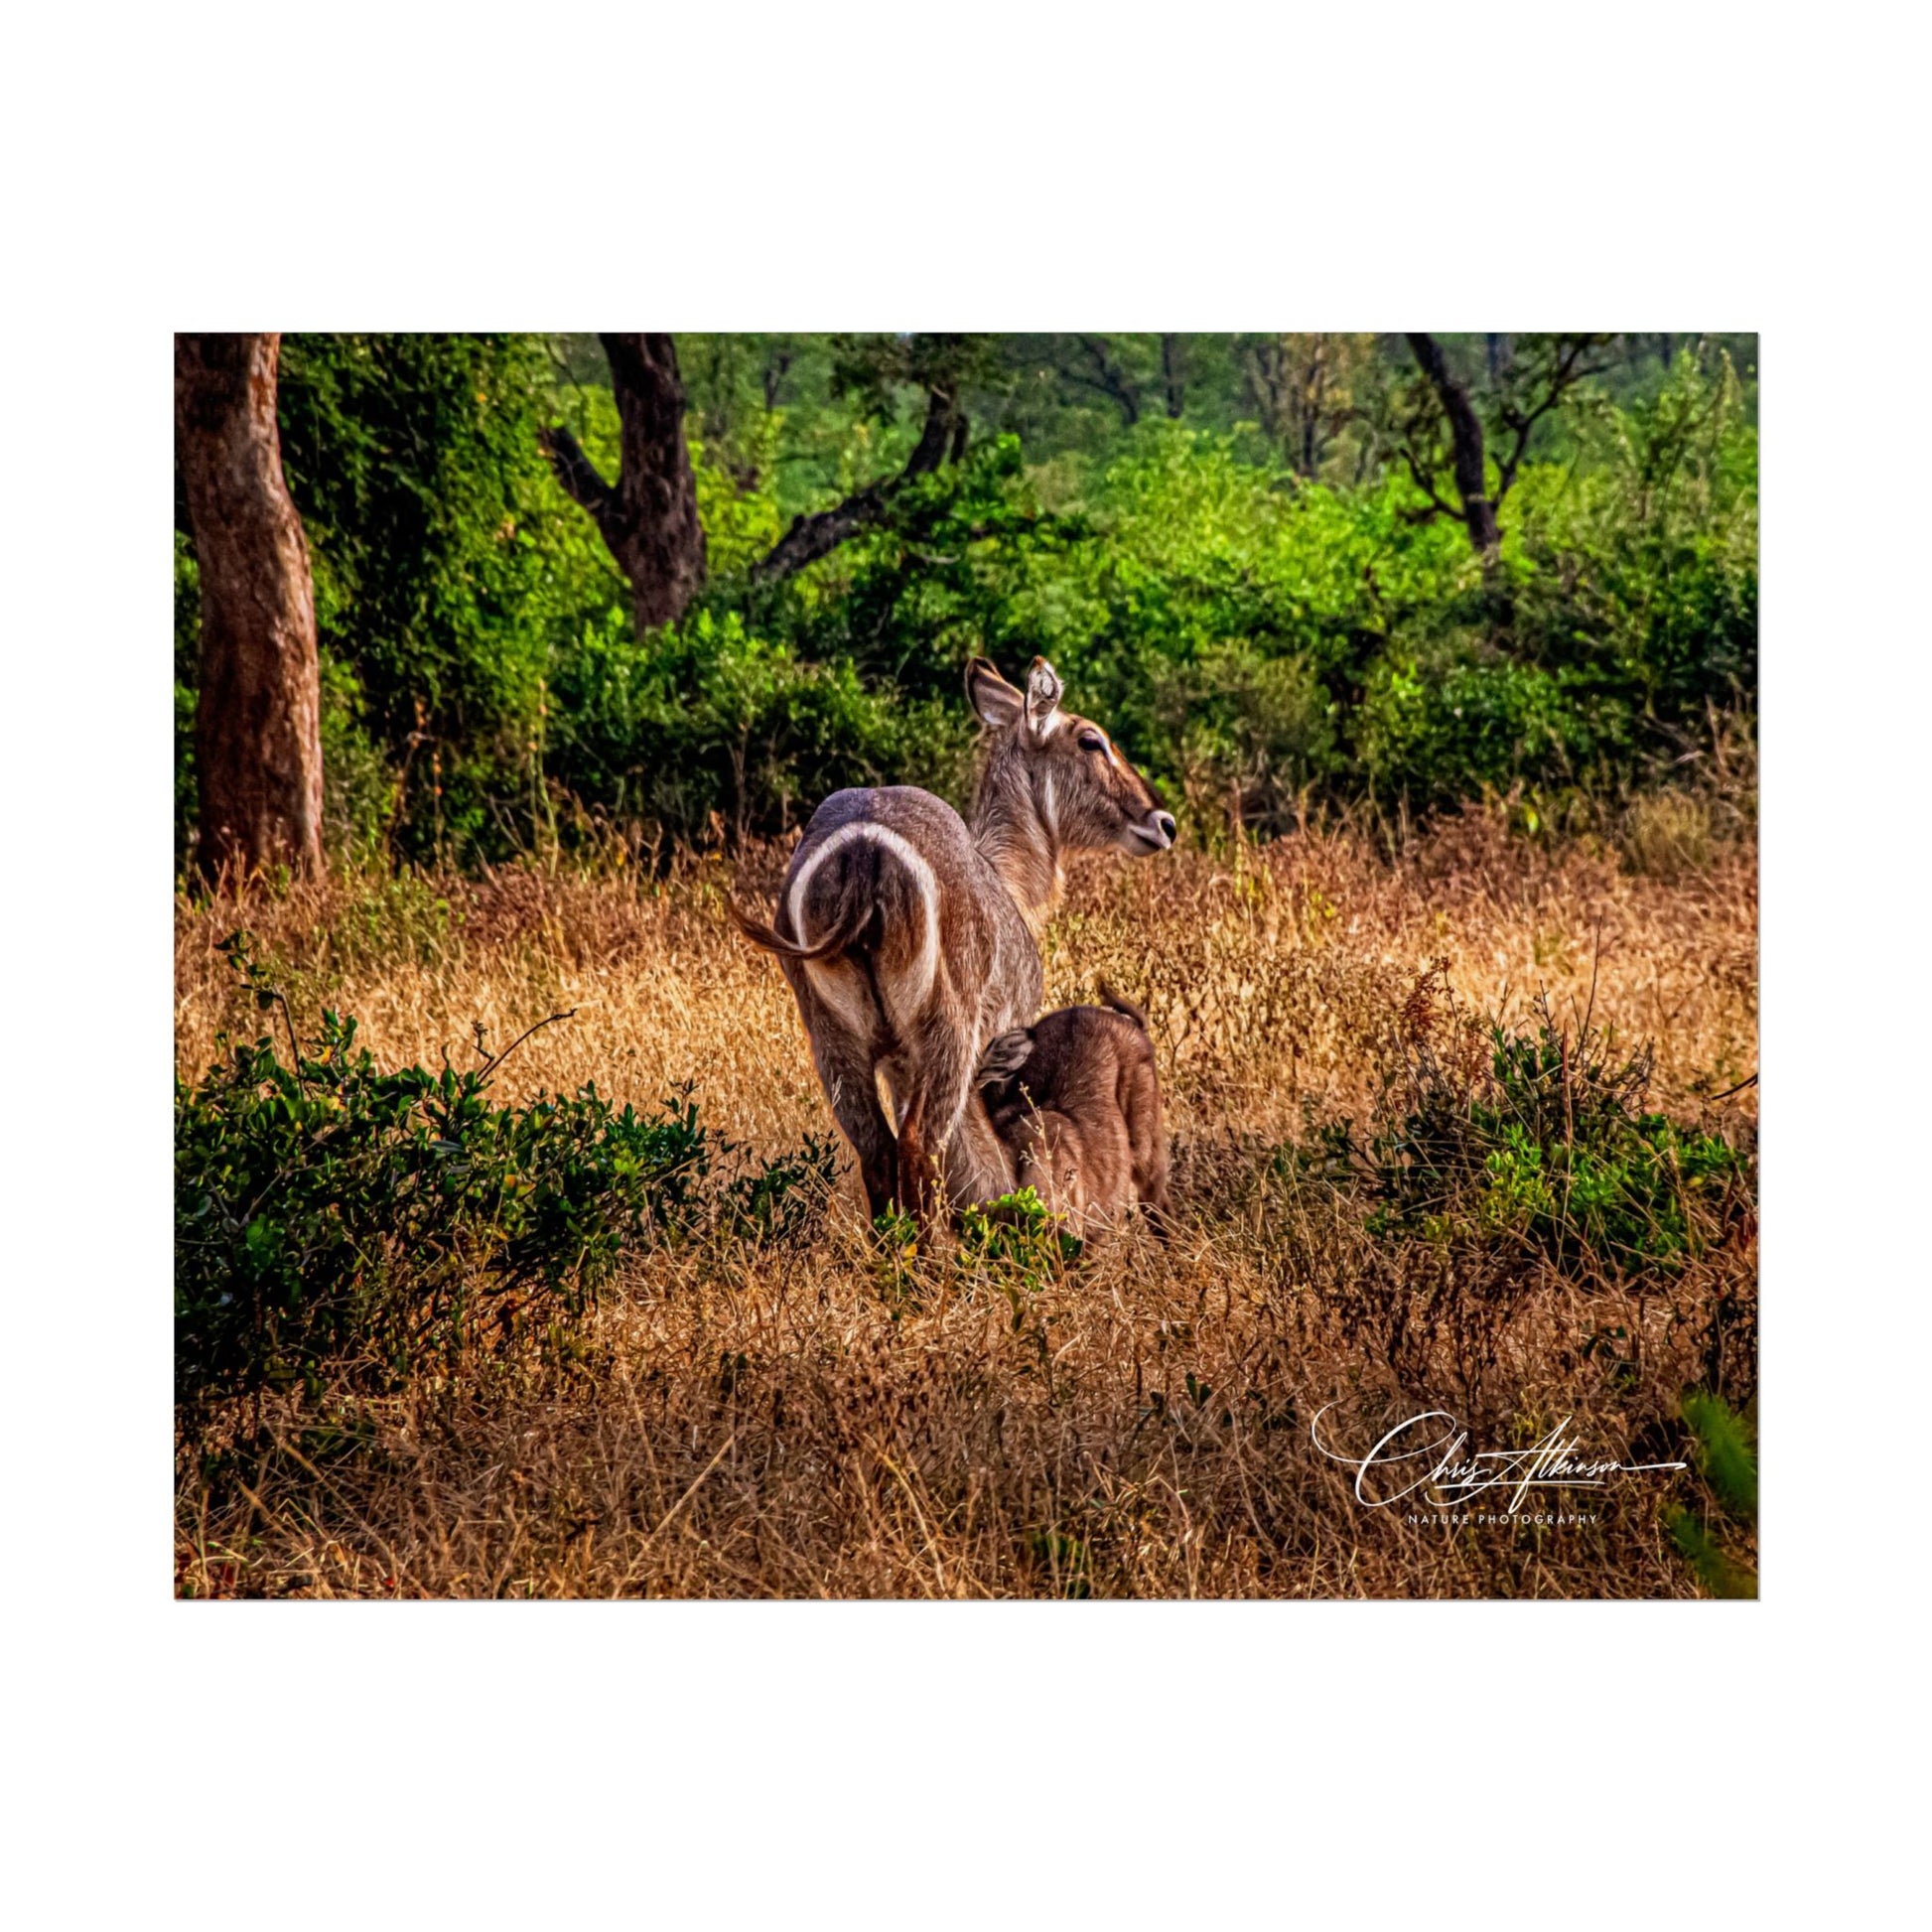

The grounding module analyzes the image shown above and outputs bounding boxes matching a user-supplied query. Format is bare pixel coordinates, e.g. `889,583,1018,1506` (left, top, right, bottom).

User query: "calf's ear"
967,657,1025,730
976,1030,1035,1086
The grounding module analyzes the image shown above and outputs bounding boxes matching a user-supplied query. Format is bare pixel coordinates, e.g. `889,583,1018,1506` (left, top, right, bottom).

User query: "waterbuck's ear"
976,1030,1035,1086
1024,656,1063,738
966,656,1025,731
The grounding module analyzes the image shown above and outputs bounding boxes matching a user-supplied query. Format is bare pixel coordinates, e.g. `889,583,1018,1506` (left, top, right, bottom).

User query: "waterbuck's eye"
1077,731,1106,755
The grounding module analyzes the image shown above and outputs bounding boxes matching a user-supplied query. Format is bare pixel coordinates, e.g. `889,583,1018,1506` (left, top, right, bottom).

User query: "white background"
1,2,1924,1922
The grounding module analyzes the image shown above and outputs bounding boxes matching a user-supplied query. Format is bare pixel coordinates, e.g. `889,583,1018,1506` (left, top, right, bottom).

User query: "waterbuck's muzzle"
1125,809,1176,854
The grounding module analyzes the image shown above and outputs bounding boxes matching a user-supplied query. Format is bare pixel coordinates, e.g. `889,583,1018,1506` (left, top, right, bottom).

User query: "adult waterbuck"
730,656,1175,1227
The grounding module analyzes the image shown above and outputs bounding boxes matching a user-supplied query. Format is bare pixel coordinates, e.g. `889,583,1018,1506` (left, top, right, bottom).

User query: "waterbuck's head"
966,655,1174,913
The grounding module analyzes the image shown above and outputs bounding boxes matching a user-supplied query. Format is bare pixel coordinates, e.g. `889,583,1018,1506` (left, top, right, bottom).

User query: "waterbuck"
730,655,1174,1226
975,992,1171,1236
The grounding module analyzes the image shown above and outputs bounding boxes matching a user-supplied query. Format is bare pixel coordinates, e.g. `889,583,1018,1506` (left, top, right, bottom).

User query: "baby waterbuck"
975,992,1170,1237
731,656,1174,1227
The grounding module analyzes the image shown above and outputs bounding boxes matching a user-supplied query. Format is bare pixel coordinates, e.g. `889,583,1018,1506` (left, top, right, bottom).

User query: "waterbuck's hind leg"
786,961,897,1221
822,1040,899,1220
895,1016,977,1233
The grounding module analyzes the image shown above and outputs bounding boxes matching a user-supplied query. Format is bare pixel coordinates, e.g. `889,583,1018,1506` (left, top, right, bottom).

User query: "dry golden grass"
175,807,1757,1598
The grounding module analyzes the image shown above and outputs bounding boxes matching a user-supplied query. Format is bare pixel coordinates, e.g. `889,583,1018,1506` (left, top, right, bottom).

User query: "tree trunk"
1160,334,1186,419
1406,332,1501,558
542,332,707,627
175,333,325,886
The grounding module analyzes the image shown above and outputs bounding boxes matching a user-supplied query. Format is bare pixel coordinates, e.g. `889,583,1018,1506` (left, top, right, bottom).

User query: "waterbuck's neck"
968,745,1062,929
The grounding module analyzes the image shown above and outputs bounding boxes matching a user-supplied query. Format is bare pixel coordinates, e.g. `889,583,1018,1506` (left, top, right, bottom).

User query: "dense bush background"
174,333,1756,870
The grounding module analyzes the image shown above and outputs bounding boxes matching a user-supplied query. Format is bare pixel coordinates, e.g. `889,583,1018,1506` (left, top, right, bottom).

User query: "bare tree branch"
1068,335,1142,427
1399,442,1465,523
751,383,961,585
1492,337,1615,503
760,346,794,412
538,424,616,527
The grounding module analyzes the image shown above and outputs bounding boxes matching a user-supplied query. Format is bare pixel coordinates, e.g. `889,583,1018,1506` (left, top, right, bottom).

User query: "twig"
479,1009,579,1080
270,989,304,1081
645,1436,736,1543
1581,912,1605,1042
1708,1072,1758,1101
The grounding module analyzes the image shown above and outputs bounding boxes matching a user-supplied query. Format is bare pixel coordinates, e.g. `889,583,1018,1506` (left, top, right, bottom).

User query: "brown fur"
731,658,1173,1230
976,991,1170,1236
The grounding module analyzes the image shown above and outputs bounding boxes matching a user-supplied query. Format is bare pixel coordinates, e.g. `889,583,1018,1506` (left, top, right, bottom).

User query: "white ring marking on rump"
787,820,941,1032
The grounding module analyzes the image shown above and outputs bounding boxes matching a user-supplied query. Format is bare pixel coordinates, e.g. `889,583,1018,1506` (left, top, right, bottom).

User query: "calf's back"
978,996,1169,1232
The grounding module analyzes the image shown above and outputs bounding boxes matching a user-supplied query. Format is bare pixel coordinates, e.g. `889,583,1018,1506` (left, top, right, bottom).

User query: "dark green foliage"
1667,1509,1755,1599
1356,654,1628,811
175,937,835,1411
1325,976,1751,1282
547,607,969,845
274,333,624,861
762,436,1089,704
723,1134,840,1245
749,347,1753,834
173,334,1756,870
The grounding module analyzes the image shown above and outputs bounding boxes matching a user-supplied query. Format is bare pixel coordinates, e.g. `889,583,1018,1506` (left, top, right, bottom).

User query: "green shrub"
1148,639,1338,832
1667,1389,1758,1597
1681,1389,1757,1521
958,1187,1083,1308
178,1020,710,1410
548,607,970,844
175,937,834,1411
758,385,1753,832
1357,653,1629,807
1667,1509,1756,1599
316,652,400,865
275,332,626,862
1324,974,1751,1281
723,1134,840,1245
765,434,1097,708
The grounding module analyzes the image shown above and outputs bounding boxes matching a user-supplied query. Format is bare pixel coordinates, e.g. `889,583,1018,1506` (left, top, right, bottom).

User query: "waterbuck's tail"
1098,984,1150,1031
726,894,872,962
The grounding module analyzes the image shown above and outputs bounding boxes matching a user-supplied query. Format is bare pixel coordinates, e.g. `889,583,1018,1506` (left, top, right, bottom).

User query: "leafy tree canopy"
175,333,1757,871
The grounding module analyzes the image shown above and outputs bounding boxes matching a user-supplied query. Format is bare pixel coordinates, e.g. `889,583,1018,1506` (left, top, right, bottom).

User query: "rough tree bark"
541,333,708,626
1405,332,1501,557
175,332,326,886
